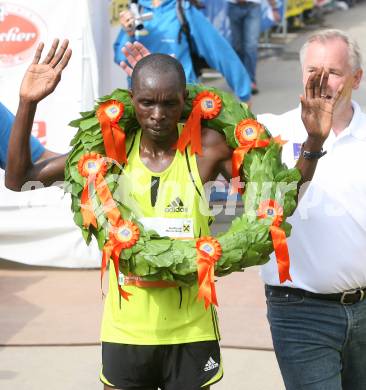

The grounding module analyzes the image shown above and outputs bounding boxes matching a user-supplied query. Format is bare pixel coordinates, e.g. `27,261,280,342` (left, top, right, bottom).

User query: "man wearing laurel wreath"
5,38,339,389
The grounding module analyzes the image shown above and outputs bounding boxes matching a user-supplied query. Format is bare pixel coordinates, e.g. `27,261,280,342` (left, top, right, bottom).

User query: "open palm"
301,69,343,142
20,39,72,103
120,41,151,77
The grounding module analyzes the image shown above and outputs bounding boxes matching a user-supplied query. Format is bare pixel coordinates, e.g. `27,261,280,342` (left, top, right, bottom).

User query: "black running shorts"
100,340,223,389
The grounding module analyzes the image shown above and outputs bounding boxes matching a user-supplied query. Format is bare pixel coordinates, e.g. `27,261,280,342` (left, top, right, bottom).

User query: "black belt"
266,285,366,305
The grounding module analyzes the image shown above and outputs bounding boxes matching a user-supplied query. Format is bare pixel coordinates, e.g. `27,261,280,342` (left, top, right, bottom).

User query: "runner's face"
302,39,362,106
132,72,186,142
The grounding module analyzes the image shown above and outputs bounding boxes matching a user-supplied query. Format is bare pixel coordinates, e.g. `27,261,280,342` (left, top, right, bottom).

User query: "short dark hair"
131,53,186,91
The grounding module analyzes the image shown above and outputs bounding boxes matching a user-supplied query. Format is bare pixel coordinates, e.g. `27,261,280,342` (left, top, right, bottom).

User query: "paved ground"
1,3,366,389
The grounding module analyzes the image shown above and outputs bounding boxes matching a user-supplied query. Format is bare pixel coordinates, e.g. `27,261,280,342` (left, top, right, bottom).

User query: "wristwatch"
301,143,327,160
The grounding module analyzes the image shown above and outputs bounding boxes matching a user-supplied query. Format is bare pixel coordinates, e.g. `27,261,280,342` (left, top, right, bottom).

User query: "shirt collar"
325,101,366,149
346,100,366,141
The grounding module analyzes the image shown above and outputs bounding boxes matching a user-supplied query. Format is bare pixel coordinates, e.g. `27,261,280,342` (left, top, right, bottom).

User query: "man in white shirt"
258,29,366,390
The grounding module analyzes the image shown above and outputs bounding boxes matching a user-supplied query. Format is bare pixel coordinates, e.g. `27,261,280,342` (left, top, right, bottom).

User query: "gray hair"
299,29,362,72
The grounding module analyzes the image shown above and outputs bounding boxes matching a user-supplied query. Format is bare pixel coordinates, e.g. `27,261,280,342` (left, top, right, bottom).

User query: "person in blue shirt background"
114,0,252,102
0,102,59,169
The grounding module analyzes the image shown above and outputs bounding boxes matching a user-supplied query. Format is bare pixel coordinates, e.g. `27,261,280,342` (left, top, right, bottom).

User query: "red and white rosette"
78,152,107,228
231,119,270,194
196,236,222,308
176,91,222,156
102,220,140,300
78,152,121,228
96,100,127,164
257,199,292,283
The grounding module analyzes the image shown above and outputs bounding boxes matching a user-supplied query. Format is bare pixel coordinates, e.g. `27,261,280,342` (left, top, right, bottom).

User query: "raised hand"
20,39,72,103
300,68,343,144
120,41,151,77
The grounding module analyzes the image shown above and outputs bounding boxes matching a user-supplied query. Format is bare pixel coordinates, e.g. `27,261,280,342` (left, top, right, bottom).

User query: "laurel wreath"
65,84,301,301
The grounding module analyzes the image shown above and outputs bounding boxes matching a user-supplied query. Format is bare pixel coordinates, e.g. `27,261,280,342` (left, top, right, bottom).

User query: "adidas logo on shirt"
204,357,219,372
165,197,188,213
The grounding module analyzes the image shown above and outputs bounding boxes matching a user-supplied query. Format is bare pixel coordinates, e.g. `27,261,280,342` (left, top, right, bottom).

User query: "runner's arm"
5,39,72,191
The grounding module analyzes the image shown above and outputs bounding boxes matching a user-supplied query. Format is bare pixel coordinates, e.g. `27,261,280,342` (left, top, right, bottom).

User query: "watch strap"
301,143,327,160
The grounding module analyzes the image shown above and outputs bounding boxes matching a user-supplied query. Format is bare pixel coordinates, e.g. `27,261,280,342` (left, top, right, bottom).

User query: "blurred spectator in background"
226,0,280,94
114,0,252,102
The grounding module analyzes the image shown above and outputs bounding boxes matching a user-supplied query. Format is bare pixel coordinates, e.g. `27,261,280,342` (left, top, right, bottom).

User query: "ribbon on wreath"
176,91,222,155
78,152,107,228
78,153,121,228
96,100,127,164
257,200,292,283
196,237,222,308
232,119,270,194
101,220,140,300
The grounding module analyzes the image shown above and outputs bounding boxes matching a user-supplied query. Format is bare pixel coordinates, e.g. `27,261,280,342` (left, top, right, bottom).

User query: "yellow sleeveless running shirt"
100,127,220,345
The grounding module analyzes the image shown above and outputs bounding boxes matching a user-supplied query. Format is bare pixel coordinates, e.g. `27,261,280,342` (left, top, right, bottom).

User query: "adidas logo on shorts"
204,357,219,371
165,197,188,213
